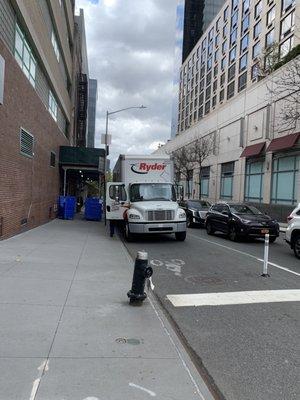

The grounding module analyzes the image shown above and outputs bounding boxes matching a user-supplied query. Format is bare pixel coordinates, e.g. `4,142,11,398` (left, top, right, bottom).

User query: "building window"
271,156,299,205
205,100,210,114
280,35,294,58
49,90,58,121
212,95,217,107
223,24,228,38
243,0,250,14
20,128,34,158
245,160,264,202
239,53,248,72
230,28,237,46
220,89,225,102
51,30,60,61
228,64,236,81
208,28,214,42
222,40,228,54
251,63,259,79
227,81,235,99
280,11,295,39
220,72,226,86
254,21,262,39
50,151,56,167
214,64,218,77
214,49,220,63
266,29,275,48
267,6,276,25
206,85,211,99
213,79,218,92
14,24,36,87
215,33,220,47
232,0,239,9
224,6,229,21
281,0,295,13
207,57,212,70
252,41,261,58
200,167,210,197
229,47,236,64
241,33,249,52
221,162,235,199
221,56,227,70
208,42,213,55
255,1,262,19
241,14,250,33
238,71,247,91
231,10,238,28
216,18,220,31
198,106,203,120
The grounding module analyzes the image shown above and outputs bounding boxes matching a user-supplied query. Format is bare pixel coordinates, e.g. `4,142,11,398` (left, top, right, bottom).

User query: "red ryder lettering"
139,163,166,172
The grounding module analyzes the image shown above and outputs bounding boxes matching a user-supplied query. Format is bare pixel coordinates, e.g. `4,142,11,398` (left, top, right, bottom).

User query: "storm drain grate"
115,338,141,345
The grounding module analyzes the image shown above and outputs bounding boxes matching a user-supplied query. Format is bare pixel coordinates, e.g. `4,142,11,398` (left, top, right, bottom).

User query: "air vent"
20,128,34,158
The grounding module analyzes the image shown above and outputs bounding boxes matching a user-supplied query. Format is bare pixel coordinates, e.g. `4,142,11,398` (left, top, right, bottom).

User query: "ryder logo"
131,162,166,174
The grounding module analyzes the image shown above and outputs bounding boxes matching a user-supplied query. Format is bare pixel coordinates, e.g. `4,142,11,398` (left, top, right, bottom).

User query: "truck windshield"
130,183,176,202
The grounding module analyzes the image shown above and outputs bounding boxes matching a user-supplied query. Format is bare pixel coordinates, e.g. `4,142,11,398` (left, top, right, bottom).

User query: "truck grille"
148,210,174,221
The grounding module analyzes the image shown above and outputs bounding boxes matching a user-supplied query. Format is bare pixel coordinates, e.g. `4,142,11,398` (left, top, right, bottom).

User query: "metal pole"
104,111,108,225
262,233,270,277
63,168,67,196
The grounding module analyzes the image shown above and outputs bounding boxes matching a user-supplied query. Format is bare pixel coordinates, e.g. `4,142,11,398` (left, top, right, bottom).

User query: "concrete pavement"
0,218,213,400
123,229,300,400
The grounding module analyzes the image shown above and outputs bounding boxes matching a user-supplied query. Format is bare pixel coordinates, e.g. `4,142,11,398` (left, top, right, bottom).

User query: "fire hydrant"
127,251,153,304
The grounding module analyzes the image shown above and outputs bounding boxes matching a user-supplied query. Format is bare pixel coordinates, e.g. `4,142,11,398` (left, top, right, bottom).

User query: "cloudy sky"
75,0,182,167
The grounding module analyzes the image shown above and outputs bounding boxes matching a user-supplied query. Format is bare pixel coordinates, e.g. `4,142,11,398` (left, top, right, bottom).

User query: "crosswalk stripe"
167,289,300,307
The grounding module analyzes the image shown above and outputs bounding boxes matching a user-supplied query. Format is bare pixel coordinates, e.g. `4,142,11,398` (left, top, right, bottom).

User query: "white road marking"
129,382,156,397
188,233,300,277
82,397,100,400
149,276,155,290
167,289,300,307
29,360,49,400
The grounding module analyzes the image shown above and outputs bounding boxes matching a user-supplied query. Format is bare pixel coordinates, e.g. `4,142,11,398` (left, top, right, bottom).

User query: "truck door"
106,182,128,220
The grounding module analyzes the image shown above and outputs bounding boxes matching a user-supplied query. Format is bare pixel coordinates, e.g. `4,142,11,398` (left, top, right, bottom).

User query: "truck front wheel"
175,231,186,241
124,223,134,242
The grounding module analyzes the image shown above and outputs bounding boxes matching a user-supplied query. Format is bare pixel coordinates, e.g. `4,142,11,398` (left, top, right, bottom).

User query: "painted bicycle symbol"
150,259,185,277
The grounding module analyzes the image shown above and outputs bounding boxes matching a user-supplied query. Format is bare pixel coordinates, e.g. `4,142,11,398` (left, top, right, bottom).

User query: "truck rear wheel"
175,231,186,241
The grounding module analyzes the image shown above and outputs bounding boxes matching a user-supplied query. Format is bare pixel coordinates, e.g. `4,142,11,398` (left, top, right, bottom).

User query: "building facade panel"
0,40,68,239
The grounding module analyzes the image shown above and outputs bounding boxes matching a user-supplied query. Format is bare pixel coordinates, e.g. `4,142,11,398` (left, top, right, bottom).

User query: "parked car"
205,202,280,242
285,203,300,259
179,199,211,227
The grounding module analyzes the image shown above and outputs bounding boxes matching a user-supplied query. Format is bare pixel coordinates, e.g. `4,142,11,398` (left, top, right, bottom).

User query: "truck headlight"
179,212,186,219
128,214,140,219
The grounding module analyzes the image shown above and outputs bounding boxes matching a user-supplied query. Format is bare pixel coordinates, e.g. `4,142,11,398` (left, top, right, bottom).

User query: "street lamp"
103,105,146,223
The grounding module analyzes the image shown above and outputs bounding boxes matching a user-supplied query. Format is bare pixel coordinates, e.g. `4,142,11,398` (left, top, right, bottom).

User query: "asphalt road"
123,228,300,400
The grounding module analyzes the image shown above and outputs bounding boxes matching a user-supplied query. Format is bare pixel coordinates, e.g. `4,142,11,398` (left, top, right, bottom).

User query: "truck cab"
106,155,186,241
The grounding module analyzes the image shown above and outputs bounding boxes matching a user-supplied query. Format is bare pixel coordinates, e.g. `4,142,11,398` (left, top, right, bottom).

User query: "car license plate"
261,229,269,234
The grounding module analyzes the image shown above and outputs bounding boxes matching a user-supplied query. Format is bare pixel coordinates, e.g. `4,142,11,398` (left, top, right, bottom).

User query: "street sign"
101,134,111,145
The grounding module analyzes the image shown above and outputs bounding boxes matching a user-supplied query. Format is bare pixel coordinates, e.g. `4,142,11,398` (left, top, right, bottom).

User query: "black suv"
179,200,211,227
205,203,280,242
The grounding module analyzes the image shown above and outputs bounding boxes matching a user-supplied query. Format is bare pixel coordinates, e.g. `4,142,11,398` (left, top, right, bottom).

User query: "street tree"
191,134,216,199
169,146,194,198
268,54,300,130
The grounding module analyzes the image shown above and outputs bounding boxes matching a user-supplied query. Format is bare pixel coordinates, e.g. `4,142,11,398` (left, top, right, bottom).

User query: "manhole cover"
115,337,141,345
184,275,223,285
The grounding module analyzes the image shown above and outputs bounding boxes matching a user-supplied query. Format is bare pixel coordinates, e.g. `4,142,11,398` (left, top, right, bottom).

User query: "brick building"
0,0,90,238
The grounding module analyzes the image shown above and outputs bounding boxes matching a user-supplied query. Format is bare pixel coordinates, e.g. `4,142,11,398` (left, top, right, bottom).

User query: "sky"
75,0,179,167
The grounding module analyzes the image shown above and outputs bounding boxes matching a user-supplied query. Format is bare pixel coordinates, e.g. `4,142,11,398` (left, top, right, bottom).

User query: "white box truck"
106,154,187,241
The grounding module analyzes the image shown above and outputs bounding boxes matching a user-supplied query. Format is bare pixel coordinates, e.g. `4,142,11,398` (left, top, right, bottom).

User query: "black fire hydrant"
127,251,153,304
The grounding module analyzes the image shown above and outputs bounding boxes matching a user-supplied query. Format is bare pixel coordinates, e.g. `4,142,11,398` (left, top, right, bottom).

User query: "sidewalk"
0,218,213,400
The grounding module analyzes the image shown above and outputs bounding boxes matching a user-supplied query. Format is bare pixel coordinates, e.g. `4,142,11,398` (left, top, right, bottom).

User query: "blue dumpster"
58,196,76,220
85,197,102,221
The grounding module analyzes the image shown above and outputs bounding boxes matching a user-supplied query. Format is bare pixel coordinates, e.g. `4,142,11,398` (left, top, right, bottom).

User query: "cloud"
75,0,177,167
